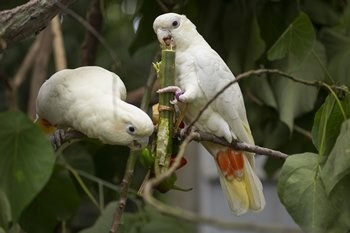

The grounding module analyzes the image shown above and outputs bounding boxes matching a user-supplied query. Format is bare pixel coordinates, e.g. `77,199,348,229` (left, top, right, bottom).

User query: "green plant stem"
155,49,176,176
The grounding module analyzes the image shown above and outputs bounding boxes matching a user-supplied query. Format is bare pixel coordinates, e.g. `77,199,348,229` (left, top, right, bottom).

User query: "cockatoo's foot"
216,149,244,181
50,129,66,151
157,86,185,104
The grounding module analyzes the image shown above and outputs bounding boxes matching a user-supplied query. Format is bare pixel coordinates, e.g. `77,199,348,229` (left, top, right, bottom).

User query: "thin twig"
51,15,67,70
187,68,348,130
7,36,41,109
109,151,138,233
56,2,120,69
142,131,300,233
80,0,103,66
109,54,159,233
27,28,53,119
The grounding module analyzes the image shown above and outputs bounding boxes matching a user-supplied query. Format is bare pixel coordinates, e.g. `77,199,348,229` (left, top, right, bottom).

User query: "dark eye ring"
128,126,135,134
172,20,179,27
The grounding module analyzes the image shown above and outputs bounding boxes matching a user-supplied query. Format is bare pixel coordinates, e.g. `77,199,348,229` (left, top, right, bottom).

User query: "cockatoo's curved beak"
156,28,172,46
128,136,149,150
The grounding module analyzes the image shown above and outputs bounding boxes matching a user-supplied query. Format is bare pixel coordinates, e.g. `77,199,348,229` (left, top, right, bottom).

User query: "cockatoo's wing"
192,47,254,145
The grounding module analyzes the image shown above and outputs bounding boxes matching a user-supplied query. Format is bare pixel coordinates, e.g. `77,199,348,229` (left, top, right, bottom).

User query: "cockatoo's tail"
154,13,265,215
36,66,154,150
217,149,244,180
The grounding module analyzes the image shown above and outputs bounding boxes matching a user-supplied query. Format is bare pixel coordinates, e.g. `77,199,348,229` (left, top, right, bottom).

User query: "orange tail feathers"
216,148,265,215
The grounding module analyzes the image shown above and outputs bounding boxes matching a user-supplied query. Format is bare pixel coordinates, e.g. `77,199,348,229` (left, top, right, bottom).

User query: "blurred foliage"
1,0,350,232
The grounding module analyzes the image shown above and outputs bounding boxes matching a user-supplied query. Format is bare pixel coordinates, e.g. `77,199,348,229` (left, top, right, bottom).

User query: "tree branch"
142,131,298,233
189,130,288,159
55,2,120,70
187,68,349,130
0,0,76,51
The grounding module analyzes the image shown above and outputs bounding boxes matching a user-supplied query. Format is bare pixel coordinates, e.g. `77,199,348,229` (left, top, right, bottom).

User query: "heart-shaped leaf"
268,12,315,63
0,111,55,220
278,153,348,233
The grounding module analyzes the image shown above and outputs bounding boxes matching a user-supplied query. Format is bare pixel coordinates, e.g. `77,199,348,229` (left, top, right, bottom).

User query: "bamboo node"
158,104,174,112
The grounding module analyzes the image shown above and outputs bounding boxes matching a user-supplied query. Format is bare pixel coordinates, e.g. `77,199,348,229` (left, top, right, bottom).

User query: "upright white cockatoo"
153,13,265,215
36,66,154,150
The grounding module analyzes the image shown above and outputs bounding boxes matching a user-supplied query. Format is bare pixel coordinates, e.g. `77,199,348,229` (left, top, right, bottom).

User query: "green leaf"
0,111,55,220
20,165,80,233
320,28,350,87
302,0,342,26
0,189,11,231
268,12,315,63
321,119,350,194
79,201,142,233
278,153,348,233
226,15,266,73
0,227,5,233
272,41,326,131
312,95,350,157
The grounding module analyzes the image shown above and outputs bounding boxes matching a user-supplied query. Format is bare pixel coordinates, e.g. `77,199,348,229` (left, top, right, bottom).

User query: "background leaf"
0,189,11,231
19,165,80,233
267,12,316,63
267,41,326,131
312,94,350,157
321,119,350,193
0,111,55,220
278,153,348,233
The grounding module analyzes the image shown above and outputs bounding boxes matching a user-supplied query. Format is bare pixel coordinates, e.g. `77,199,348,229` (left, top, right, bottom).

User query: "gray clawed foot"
50,129,66,151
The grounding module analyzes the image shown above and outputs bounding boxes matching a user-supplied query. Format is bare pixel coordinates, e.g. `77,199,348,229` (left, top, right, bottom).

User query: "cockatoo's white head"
153,13,198,50
110,101,154,150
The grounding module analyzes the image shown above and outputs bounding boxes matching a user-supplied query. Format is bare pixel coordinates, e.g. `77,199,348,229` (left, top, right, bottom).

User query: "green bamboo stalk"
155,49,176,175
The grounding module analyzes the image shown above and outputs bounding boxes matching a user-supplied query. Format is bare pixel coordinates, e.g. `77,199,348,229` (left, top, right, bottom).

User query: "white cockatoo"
36,66,154,150
153,13,265,215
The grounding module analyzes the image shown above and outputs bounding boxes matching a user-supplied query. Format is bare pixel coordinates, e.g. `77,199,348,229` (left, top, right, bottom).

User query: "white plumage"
36,66,154,149
154,13,265,215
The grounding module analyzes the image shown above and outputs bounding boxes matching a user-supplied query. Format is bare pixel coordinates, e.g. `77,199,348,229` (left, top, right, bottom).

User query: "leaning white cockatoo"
36,66,154,150
153,13,265,215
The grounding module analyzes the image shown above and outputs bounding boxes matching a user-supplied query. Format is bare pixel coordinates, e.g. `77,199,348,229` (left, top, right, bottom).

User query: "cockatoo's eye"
172,20,179,28
127,125,136,134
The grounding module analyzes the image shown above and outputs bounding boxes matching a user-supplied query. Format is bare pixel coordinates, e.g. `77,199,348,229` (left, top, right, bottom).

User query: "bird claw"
157,86,185,104
50,129,66,151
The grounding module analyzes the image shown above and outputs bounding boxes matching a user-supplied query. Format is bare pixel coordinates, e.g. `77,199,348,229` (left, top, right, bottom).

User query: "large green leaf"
0,111,55,220
268,12,315,63
271,41,326,131
278,153,348,233
321,119,350,194
19,165,80,233
311,95,350,157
